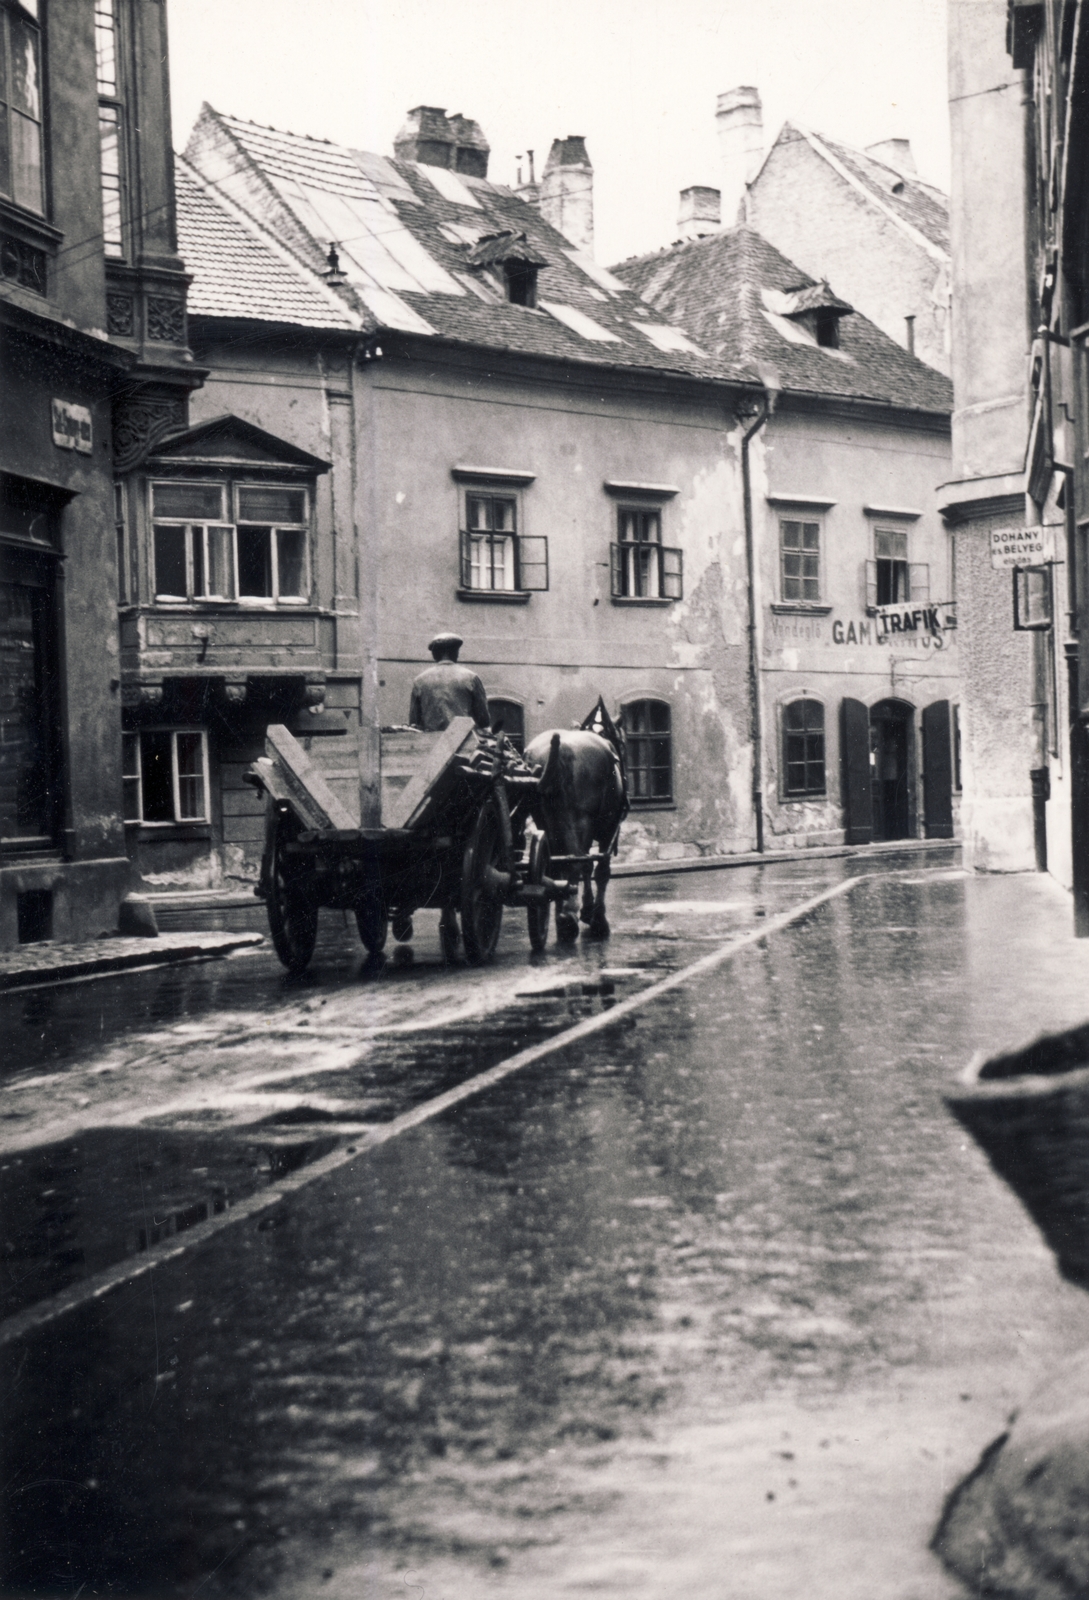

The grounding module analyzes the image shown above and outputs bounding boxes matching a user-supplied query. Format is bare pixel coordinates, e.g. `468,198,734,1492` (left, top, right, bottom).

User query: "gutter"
738,390,773,853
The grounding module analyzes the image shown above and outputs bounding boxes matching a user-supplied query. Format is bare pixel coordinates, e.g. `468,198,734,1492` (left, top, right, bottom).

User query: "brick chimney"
678,186,721,242
394,106,490,177
716,86,764,223
540,136,593,256
864,138,916,177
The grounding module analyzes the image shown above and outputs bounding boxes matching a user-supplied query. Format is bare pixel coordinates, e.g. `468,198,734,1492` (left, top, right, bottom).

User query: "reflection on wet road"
4,857,1089,1598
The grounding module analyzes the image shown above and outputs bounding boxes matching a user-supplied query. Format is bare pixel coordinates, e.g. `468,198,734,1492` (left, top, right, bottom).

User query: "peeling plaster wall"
757,407,957,845
371,352,755,860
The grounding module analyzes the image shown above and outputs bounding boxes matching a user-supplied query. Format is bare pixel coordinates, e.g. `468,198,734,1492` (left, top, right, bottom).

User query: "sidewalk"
0,929,264,993
0,838,962,991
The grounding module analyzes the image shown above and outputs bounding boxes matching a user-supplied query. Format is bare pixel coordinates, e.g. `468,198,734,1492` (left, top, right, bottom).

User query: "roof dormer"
777,281,854,349
464,230,549,308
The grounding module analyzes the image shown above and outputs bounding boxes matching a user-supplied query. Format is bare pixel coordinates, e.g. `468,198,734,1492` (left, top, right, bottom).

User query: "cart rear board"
250,716,481,837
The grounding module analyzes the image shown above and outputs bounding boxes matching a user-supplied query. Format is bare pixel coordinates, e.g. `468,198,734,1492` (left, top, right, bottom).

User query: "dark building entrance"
869,699,913,841
1,518,61,849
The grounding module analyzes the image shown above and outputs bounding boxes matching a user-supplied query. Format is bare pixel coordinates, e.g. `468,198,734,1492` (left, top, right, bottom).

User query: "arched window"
783,699,825,796
488,697,525,753
622,699,672,802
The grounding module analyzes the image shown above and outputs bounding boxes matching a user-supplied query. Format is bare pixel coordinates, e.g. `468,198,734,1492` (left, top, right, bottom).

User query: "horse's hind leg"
587,854,611,938
579,862,595,925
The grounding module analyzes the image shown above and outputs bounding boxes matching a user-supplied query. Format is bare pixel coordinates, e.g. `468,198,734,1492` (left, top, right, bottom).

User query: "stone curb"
612,837,961,878
0,931,265,993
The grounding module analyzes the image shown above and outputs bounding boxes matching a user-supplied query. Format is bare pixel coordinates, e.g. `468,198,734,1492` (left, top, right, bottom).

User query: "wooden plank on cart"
382,716,477,830
265,724,358,831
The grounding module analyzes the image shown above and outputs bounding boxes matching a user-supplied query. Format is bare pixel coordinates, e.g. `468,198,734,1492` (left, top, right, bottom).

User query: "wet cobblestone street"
3,856,1088,1598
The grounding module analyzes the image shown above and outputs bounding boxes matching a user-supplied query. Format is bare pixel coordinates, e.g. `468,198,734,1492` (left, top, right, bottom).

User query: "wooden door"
922,700,954,839
840,698,873,844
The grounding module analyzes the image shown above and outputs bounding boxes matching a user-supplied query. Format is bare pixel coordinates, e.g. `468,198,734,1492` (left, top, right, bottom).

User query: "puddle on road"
0,982,641,1327
0,1126,338,1322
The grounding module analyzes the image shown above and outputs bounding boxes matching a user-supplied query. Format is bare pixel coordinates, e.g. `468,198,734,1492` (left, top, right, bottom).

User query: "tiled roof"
182,105,743,384
612,226,953,415
780,124,950,256
175,155,365,331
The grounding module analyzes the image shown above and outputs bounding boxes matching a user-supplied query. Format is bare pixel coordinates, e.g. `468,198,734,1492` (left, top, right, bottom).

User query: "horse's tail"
537,731,563,800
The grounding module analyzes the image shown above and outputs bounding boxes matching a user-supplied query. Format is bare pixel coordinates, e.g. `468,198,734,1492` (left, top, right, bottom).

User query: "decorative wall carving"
121,680,164,708
146,295,186,343
106,292,135,336
112,393,187,474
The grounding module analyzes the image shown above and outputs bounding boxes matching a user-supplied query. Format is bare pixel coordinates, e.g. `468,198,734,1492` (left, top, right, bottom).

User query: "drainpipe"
738,390,772,853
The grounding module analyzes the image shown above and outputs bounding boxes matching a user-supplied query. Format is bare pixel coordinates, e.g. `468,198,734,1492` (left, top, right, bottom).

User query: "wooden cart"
245,716,569,973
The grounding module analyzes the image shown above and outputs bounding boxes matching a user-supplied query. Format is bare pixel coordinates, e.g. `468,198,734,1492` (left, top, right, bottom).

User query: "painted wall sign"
990,525,1056,569
830,607,955,649
51,398,92,454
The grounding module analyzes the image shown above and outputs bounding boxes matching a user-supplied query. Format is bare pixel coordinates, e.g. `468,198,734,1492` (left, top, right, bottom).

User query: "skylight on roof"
562,249,629,295
540,301,622,342
631,323,706,357
417,164,481,208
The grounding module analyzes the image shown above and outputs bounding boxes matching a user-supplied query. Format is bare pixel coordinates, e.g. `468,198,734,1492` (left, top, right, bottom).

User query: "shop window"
123,729,208,823
611,507,683,601
488,698,525,752
458,489,547,594
782,699,826,796
0,1,44,216
780,518,821,602
151,481,309,603
622,699,672,803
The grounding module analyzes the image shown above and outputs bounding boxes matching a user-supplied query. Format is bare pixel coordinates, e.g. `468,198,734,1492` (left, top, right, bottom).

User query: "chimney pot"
865,137,916,176
678,185,721,242
539,136,594,256
393,105,490,178
716,85,764,223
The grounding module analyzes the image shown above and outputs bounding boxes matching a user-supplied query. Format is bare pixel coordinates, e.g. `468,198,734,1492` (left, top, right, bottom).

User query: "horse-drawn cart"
246,716,570,973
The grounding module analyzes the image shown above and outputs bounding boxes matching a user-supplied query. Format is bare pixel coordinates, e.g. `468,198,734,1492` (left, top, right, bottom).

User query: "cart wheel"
460,792,508,965
526,832,551,953
267,814,318,973
355,896,388,956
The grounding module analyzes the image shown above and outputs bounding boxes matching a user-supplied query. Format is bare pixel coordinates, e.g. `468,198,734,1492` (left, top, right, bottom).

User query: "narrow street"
3,854,1089,1598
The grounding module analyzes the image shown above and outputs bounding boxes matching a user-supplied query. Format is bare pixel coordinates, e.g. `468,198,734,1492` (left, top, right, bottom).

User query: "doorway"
869,700,913,841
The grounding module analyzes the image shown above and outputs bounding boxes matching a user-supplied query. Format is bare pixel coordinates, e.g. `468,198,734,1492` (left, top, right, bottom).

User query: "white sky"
167,0,950,268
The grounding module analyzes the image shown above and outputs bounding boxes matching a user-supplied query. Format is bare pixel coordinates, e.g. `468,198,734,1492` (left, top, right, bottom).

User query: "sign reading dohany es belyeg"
990,526,1056,569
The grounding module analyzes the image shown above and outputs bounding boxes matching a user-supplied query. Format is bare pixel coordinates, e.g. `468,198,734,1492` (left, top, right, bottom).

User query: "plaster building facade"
949,0,1089,932
154,105,774,885
0,0,198,948
713,87,952,377
615,225,958,849
941,0,1072,898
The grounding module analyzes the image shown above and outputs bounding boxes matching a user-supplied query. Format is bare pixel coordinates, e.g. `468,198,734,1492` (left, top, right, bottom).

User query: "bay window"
1,0,44,215
151,481,309,603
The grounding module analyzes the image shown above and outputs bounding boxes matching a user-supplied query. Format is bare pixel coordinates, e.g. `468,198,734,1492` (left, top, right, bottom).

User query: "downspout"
738,392,772,853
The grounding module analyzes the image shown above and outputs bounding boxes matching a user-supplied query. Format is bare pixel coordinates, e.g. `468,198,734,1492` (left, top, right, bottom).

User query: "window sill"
770,603,832,616
628,799,676,810
125,821,213,840
611,596,674,608
780,793,828,804
456,588,532,604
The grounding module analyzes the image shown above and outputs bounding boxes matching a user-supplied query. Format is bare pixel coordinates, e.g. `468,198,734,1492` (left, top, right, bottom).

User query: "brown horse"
525,724,627,940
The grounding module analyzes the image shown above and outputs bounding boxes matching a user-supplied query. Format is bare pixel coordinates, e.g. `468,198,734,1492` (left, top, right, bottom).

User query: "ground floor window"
782,699,825,796
622,699,672,802
123,728,209,823
488,698,525,752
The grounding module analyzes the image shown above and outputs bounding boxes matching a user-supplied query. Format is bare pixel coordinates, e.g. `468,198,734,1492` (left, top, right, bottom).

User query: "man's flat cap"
428,631,463,652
